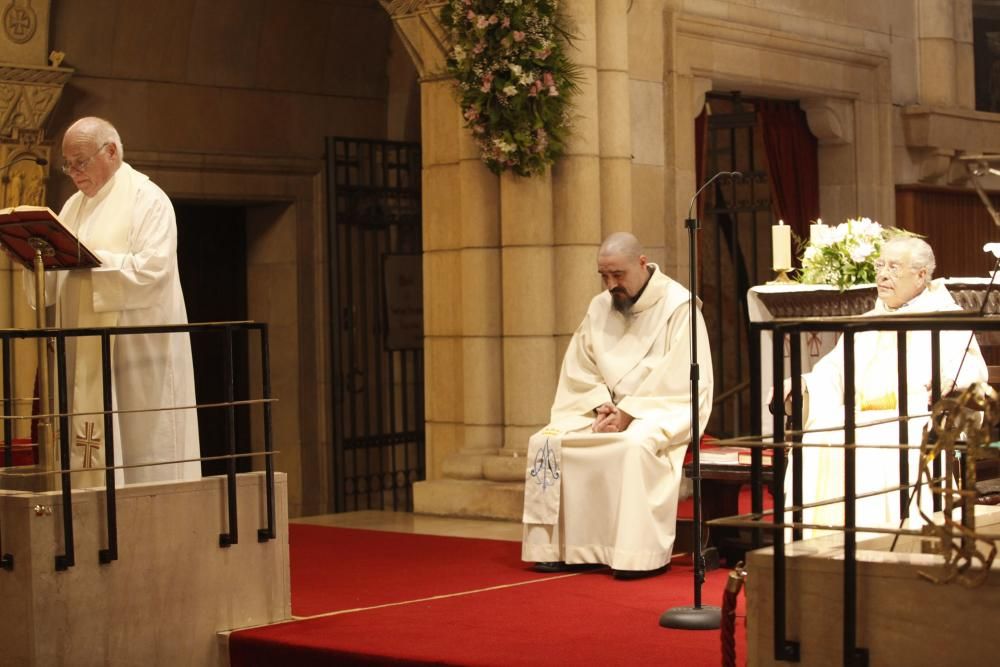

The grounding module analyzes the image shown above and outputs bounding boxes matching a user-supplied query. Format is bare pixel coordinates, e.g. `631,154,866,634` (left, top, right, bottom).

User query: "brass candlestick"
768,268,795,285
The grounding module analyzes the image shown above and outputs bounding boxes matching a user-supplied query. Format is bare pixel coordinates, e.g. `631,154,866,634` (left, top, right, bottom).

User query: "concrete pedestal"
0,472,290,667
745,507,1000,666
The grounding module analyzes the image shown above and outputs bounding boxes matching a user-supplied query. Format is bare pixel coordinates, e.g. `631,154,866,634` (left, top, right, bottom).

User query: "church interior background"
0,0,999,528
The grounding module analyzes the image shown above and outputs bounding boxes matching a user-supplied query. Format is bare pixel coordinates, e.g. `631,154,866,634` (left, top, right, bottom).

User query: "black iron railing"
729,313,1000,666
0,321,277,572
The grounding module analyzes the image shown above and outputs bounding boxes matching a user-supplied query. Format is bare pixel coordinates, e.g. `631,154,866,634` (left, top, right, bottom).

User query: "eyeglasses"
873,260,912,278
61,142,109,175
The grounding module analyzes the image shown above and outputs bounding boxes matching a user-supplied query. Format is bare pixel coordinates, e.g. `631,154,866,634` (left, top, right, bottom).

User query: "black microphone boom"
0,153,47,185
687,170,742,220
0,154,47,171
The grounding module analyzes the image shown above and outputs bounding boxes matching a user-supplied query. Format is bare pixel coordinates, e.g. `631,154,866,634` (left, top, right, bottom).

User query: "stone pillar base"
413,478,525,521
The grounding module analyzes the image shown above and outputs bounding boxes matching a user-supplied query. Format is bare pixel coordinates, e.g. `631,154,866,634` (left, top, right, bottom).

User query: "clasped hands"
592,402,633,433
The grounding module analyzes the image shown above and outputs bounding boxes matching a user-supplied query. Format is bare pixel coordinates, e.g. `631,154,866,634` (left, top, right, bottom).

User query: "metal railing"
718,312,1000,666
0,321,277,572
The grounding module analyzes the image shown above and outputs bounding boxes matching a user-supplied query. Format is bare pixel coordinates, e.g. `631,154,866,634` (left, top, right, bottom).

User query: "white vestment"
793,281,987,536
522,266,714,571
33,163,200,485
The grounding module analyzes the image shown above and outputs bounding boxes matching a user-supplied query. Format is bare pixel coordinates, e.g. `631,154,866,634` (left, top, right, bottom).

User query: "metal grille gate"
326,137,424,512
700,93,776,439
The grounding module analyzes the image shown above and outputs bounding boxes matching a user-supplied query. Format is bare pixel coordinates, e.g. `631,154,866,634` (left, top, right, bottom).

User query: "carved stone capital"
800,97,853,145
692,76,712,118
915,148,957,185
380,0,449,80
0,63,72,140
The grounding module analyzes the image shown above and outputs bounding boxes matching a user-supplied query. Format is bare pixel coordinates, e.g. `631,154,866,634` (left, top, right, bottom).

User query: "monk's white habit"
794,280,987,536
522,266,713,571
33,162,200,486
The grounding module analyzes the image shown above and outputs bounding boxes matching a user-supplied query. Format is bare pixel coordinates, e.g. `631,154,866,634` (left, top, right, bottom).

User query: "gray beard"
611,294,633,316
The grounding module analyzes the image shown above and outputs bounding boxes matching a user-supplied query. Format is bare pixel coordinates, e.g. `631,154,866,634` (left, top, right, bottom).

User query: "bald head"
62,117,123,197
597,232,650,314
598,232,643,262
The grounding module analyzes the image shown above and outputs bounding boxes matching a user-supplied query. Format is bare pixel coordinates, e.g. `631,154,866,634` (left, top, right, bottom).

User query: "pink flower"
464,107,480,121
473,42,484,54
502,17,510,28
476,15,489,29
542,72,555,87
466,10,475,20
488,14,498,25
479,73,493,92
513,31,525,42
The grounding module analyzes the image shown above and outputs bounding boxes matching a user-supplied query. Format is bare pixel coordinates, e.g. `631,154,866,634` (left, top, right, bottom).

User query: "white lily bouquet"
797,217,887,290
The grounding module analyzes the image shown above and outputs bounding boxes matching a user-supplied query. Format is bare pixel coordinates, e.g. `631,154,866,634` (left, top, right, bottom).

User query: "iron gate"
326,137,424,512
701,93,776,439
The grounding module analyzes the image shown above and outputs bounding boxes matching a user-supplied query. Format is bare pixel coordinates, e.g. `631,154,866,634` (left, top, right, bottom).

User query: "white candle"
772,219,791,270
809,218,826,246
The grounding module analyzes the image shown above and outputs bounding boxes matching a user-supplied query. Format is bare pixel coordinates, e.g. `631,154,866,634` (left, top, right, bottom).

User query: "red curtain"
757,100,819,248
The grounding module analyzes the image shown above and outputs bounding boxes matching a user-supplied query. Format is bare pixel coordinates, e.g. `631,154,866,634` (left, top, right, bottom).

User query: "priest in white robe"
790,236,987,537
521,233,713,578
32,117,200,486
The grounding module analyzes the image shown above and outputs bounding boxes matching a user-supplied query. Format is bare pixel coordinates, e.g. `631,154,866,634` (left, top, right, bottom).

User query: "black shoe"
533,561,569,573
612,564,671,580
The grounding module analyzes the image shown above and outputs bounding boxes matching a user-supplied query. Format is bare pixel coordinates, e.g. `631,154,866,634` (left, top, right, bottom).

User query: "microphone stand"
660,170,741,631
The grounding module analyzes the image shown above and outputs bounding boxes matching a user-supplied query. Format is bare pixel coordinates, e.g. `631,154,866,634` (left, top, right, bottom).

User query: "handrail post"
257,324,275,542
219,326,238,548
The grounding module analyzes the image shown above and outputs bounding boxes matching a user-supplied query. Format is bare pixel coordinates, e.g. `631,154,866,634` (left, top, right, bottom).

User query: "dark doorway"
175,203,251,476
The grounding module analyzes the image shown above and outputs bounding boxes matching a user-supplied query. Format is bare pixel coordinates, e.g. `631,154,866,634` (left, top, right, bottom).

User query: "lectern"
0,206,100,482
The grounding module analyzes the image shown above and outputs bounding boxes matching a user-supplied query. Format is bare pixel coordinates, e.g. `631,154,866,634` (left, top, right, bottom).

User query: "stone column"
420,76,466,481
596,0,632,237
629,0,668,264
916,0,960,108
553,0,602,374
953,0,975,110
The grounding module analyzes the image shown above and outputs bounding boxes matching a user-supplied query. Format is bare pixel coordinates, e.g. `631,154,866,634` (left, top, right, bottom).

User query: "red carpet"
289,525,555,617
230,526,747,666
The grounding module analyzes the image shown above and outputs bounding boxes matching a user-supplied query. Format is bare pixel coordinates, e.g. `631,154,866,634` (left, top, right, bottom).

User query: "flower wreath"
440,0,580,177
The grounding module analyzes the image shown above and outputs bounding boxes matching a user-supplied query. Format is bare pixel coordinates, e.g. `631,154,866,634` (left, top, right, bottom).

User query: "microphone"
687,170,742,221
1,154,47,170
1,154,47,183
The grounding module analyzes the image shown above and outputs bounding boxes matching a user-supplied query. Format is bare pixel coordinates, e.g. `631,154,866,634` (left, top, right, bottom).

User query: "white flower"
502,84,518,97
803,246,819,261
849,240,875,262
509,63,522,77
831,222,850,243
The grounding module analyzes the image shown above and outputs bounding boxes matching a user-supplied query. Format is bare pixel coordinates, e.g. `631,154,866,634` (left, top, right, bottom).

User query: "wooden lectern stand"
0,206,100,485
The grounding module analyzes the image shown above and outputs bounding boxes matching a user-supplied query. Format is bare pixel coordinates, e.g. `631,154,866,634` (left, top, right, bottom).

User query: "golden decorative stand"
27,236,54,478
767,269,795,285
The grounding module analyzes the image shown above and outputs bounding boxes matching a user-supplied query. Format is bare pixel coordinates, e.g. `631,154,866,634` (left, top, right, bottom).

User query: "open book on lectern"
0,205,101,270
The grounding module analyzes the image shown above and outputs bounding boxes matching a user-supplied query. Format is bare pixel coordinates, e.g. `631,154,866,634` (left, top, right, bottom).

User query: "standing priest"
521,232,713,579
31,116,200,487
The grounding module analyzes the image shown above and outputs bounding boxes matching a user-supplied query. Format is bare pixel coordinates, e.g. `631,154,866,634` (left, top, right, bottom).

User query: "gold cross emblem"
74,421,102,469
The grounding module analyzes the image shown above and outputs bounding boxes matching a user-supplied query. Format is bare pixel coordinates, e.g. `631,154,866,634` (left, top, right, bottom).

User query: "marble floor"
293,510,523,542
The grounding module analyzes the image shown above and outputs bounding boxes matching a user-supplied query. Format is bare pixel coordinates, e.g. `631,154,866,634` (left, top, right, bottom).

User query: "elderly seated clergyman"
521,232,713,579
784,236,988,535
